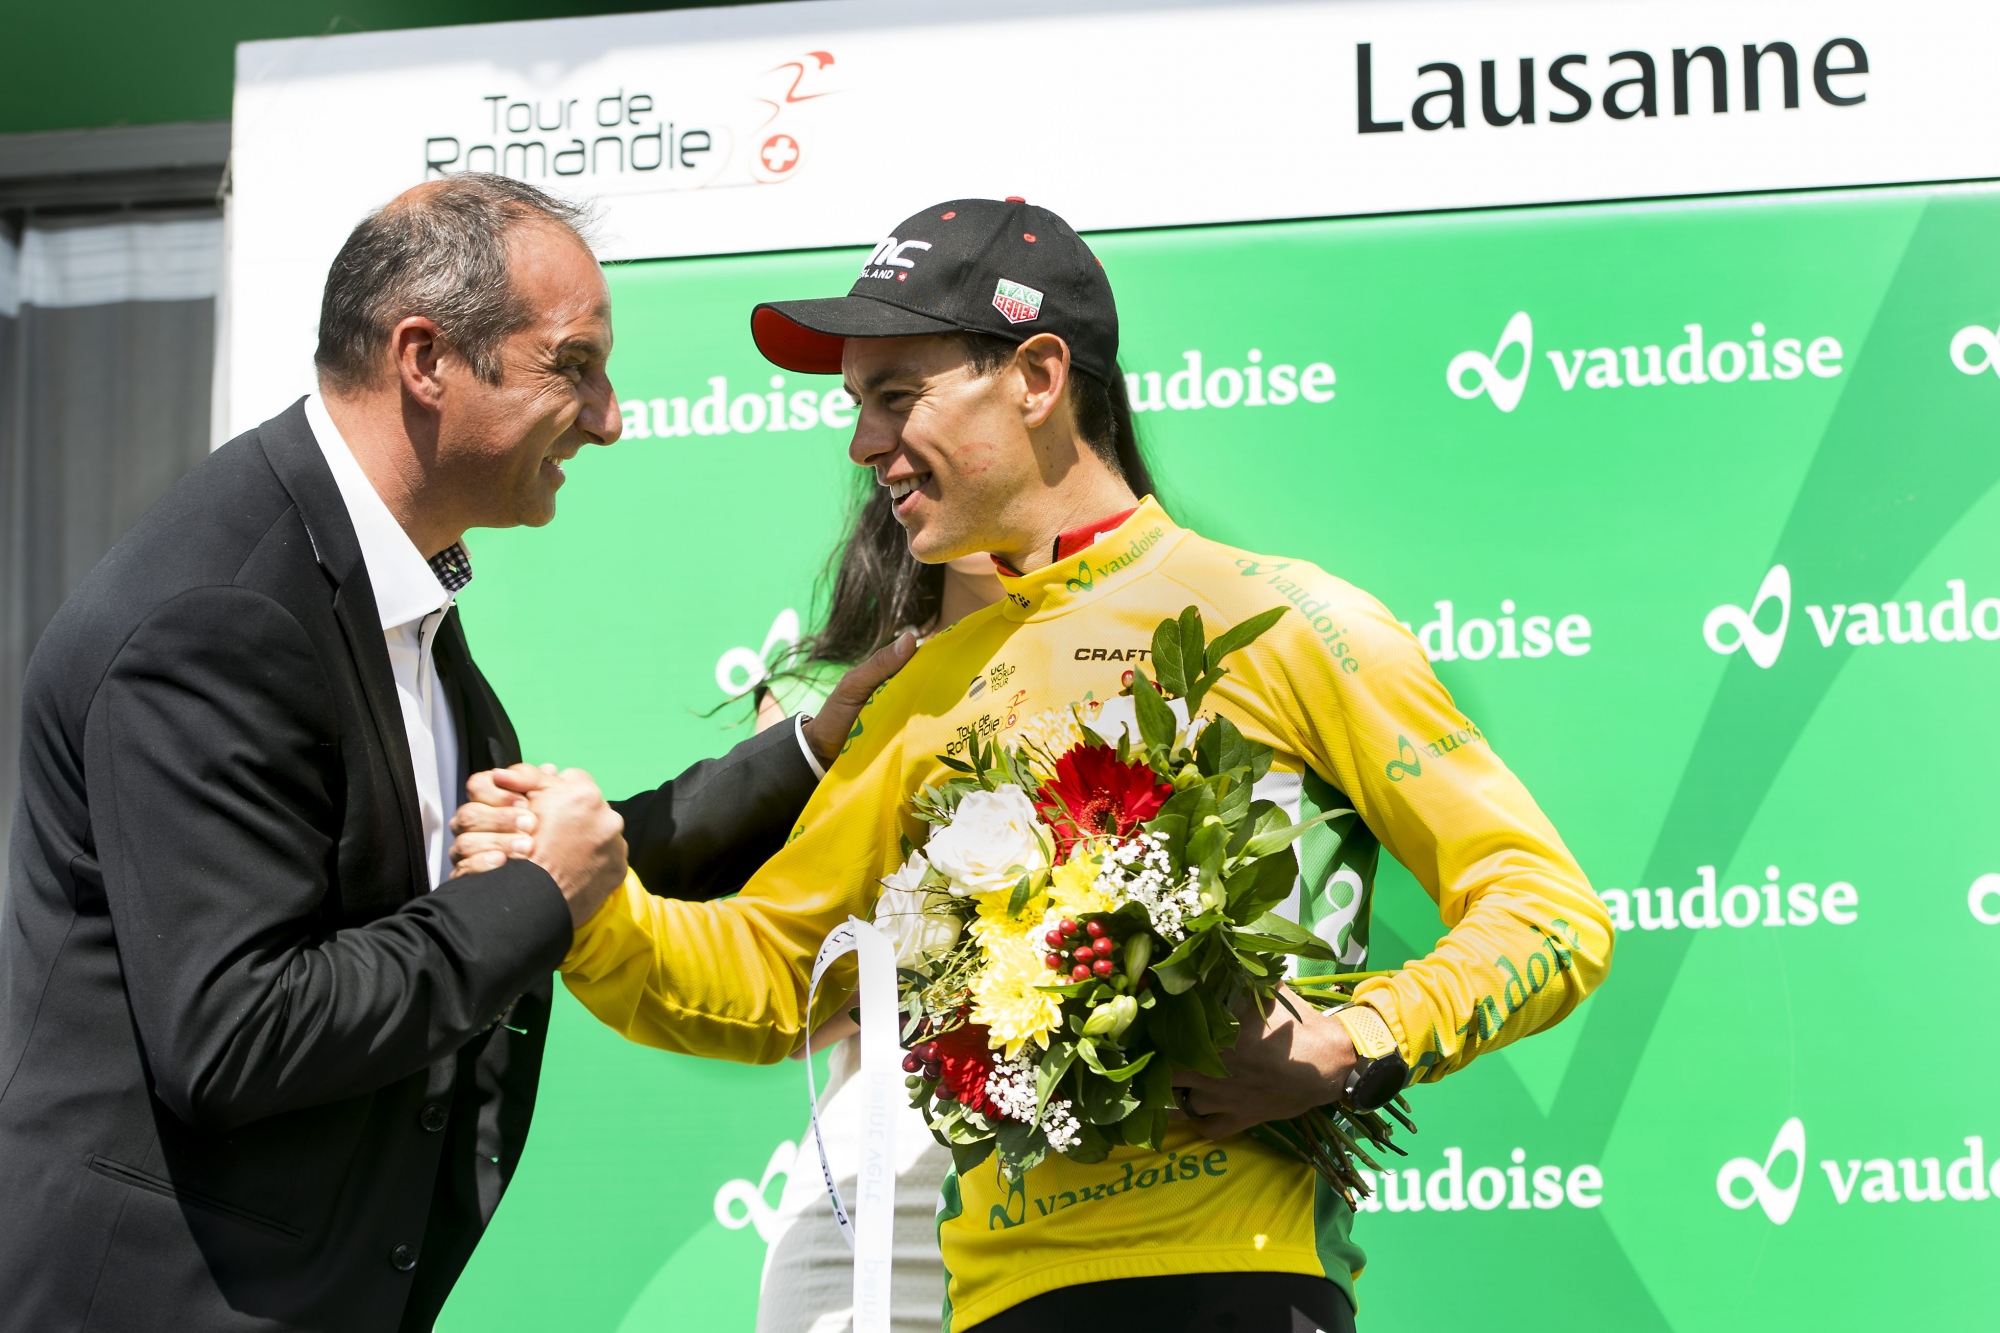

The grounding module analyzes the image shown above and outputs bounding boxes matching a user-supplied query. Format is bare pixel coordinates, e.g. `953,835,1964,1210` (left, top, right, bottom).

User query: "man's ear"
1015,333,1072,429
390,316,448,411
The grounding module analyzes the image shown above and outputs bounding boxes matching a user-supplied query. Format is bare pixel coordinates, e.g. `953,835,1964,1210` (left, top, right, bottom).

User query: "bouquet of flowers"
872,605,1413,1202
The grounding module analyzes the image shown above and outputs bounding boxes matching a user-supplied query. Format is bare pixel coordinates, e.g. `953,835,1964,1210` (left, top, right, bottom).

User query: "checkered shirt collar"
428,542,473,594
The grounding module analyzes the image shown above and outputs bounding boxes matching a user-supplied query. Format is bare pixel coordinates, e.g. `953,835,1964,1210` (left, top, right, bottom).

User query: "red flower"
933,1023,1003,1118
1035,744,1174,861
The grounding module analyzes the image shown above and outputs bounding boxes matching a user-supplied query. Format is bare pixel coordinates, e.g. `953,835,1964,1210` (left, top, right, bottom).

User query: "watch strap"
1332,1003,1398,1061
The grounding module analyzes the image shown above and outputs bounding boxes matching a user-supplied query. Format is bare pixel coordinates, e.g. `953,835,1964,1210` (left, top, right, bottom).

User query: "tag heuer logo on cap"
992,278,1044,324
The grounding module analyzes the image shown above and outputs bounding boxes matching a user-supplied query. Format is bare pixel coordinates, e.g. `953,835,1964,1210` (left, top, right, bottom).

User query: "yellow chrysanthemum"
969,883,1048,943
968,926,1064,1058
1047,850,1118,918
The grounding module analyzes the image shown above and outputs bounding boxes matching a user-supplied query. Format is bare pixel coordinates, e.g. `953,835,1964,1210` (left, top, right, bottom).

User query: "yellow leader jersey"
562,498,1612,1329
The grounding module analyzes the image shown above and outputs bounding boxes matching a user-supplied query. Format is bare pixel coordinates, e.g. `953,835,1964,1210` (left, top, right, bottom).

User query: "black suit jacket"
0,401,819,1331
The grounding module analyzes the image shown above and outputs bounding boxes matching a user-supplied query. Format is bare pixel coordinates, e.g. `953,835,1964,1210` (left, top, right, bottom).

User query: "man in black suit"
0,175,905,1331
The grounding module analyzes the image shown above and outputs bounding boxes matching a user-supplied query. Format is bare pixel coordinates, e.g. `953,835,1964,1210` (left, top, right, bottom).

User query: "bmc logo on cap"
993,278,1044,324
862,237,931,280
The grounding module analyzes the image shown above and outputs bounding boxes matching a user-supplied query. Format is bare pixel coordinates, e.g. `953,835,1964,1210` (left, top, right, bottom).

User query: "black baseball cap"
751,197,1120,383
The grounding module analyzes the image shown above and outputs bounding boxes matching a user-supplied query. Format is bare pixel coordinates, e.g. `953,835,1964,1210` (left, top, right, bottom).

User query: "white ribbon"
806,917,901,1333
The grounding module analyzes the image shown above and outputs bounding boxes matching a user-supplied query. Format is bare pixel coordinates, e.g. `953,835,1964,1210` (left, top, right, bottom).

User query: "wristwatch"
1330,1004,1408,1113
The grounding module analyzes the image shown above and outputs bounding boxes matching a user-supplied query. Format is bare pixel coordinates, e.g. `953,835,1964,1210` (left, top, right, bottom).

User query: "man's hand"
800,631,915,768
450,764,627,928
1169,987,1357,1141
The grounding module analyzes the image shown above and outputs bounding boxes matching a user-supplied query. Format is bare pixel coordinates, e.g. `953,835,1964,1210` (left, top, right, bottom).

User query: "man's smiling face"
842,335,1035,564
443,221,620,530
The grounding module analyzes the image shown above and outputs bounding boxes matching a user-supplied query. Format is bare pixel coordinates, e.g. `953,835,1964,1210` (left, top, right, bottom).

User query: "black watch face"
1349,1053,1409,1112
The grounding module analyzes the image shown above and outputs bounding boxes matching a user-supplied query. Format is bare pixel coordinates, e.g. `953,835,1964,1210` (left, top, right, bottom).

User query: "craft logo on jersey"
993,278,1044,324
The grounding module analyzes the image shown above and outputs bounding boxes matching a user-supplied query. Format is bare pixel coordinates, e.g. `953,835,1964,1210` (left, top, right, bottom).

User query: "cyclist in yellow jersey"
450,198,1613,1333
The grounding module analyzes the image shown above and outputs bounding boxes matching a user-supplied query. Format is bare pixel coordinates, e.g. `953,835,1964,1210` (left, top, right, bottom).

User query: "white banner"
228,0,1999,435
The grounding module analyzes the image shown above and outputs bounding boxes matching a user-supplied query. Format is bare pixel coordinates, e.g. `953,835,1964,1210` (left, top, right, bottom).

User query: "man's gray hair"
314,174,593,390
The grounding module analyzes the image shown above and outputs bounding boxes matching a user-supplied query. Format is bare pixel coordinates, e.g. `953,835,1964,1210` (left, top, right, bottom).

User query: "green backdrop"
440,180,2000,1331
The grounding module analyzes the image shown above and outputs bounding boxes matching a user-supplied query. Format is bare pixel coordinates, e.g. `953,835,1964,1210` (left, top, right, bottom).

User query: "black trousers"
964,1272,1358,1333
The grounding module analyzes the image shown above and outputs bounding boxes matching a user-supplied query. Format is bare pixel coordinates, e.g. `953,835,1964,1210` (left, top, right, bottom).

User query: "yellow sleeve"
558,686,912,1065
1245,579,1613,1083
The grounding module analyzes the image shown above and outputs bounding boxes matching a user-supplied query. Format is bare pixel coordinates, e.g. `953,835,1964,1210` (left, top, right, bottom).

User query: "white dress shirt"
305,394,462,890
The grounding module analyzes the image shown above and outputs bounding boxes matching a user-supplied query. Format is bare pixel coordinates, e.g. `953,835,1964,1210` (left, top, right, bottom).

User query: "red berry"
1121,669,1135,687
1071,964,1093,982
1045,930,1064,948
1136,974,1152,992
1044,953,1062,970
1092,958,1115,977
1097,938,1119,958
919,1042,940,1063
901,1052,922,1073
1085,920,1106,938
1060,918,1079,937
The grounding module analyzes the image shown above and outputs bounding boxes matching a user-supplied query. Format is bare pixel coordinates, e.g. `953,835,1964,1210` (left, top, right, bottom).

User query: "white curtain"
0,214,223,896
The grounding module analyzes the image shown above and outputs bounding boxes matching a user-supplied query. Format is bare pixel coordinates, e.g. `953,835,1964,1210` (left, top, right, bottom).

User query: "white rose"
925,785,1049,897
873,852,960,966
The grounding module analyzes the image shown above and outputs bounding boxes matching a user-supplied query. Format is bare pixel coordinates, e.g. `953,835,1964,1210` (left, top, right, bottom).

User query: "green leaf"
1151,931,1204,994
1241,807,1344,859
1076,1065,1143,1124
1195,714,1251,778
950,1138,996,1175
1200,984,1241,1052
1064,1120,1112,1163
1129,667,1177,753
1116,1103,1170,1152
936,756,975,774
1205,605,1288,673
1150,617,1188,697
1144,987,1228,1077
1006,874,1034,917
1225,848,1299,922
1215,776,1251,829
1077,1041,1154,1084
1225,798,1274,858
1036,1041,1078,1119
996,1118,1050,1180
1246,739,1275,784
1140,813,1188,875
1178,606,1206,677
1188,819,1227,879
1136,1052,1175,1112
1233,910,1339,961
1182,668,1224,718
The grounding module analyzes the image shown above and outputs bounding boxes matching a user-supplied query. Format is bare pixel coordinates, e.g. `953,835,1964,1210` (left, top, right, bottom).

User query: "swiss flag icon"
759,134,802,174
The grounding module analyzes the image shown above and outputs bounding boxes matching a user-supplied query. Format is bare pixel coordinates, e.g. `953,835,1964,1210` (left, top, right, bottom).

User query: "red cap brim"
751,305,847,375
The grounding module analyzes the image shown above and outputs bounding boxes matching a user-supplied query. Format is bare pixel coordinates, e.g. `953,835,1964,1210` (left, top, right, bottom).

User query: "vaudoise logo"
1720,1117,2000,1224
1704,564,2000,667
1447,311,1847,413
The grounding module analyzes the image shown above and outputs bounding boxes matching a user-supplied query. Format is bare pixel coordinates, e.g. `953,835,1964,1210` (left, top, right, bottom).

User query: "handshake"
447,632,915,927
